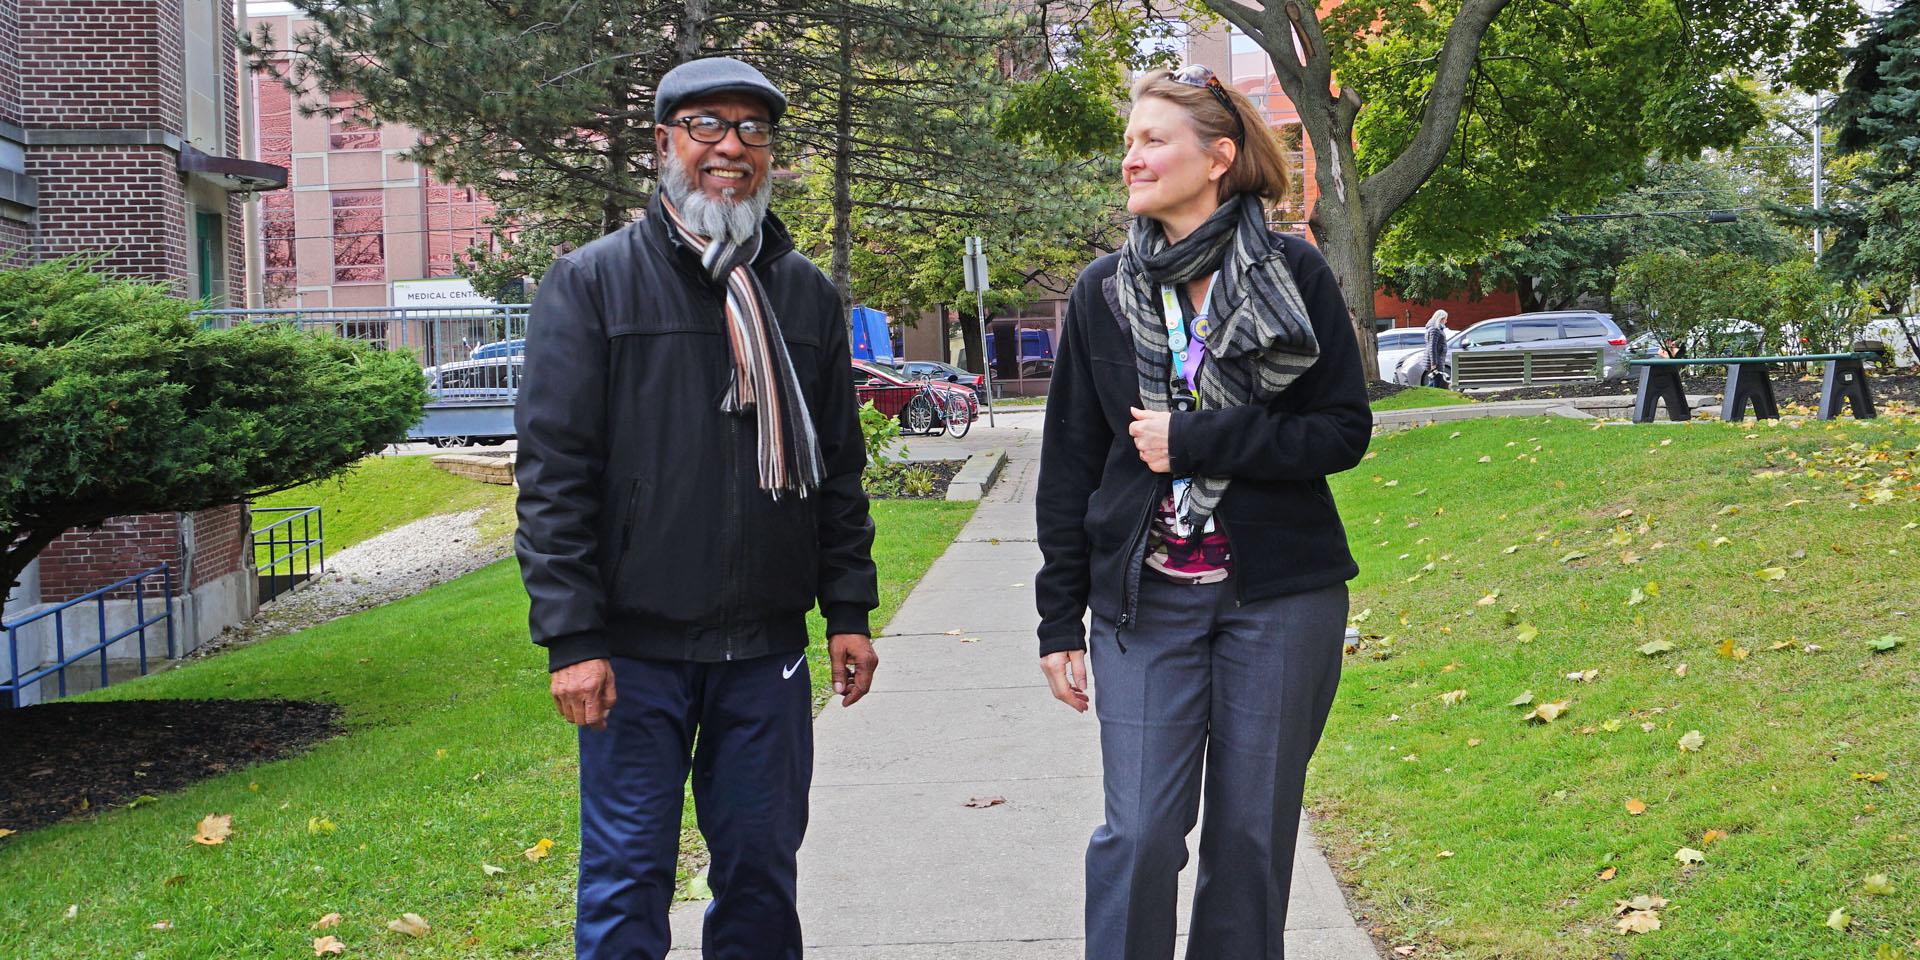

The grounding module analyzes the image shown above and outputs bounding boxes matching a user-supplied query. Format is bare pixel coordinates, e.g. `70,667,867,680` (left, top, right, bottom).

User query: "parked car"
900,360,987,402
469,338,526,360
420,356,520,446
1392,311,1630,386
852,359,977,429
1376,328,1428,374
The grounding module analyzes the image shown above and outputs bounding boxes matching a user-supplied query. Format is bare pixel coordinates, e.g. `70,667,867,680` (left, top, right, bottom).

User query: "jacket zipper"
1115,477,1164,639
1218,512,1244,607
607,478,642,589
724,415,742,661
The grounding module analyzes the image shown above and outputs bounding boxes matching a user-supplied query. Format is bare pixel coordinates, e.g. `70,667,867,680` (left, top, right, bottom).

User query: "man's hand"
1128,407,1172,473
828,633,878,707
1040,650,1090,713
551,658,617,731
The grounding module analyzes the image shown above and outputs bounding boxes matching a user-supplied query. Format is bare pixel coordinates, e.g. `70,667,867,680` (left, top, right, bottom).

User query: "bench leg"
1634,366,1689,423
1819,359,1876,420
1721,362,1779,421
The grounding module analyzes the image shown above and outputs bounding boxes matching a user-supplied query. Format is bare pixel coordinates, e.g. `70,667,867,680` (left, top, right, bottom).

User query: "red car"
853,359,978,435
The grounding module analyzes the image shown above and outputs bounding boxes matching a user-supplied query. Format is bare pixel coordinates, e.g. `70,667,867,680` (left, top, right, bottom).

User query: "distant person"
1033,63,1371,960
514,57,879,960
1422,308,1451,387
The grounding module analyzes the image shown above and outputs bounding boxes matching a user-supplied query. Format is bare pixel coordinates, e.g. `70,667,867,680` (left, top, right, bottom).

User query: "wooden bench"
1629,350,1881,423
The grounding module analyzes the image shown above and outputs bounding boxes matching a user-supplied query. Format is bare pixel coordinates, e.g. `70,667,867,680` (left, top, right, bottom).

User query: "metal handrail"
2,563,175,706
252,506,324,603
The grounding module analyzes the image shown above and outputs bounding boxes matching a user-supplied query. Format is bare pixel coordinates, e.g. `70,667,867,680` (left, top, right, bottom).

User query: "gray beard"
660,149,771,247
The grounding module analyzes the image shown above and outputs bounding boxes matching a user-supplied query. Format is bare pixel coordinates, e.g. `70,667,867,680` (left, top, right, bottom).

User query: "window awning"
178,143,287,193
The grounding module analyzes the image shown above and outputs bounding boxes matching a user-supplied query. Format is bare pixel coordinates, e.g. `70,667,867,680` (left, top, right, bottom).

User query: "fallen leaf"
1502,543,1520,553
1467,738,1482,747
1600,719,1624,732
1597,867,1617,881
1509,690,1535,707
1436,850,1453,859
960,637,980,643
307,817,336,836
524,838,554,862
1827,907,1851,931
1514,623,1540,643
1678,730,1705,752
1614,894,1670,915
1864,874,1895,896
1642,721,1659,732
1526,700,1570,723
313,913,342,930
192,814,232,846
1868,635,1906,652
481,864,506,876
1638,640,1676,656
1755,566,1787,581
1701,829,1728,845
313,935,346,956
63,904,77,920
386,913,430,938
1674,847,1705,864
1854,771,1889,783
1625,798,1647,816
1393,947,1417,957
1439,689,1467,706
1645,581,1661,597
1559,551,1589,564
686,870,713,900
1674,663,1690,677
1566,669,1600,683
1616,910,1661,934
963,796,1007,808
0,829,14,839
151,920,173,930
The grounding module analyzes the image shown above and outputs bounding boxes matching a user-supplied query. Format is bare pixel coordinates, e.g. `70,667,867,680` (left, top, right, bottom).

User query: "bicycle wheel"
903,393,936,435
943,392,972,438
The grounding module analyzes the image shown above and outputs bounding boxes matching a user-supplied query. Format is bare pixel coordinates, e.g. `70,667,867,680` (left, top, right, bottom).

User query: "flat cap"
655,57,787,124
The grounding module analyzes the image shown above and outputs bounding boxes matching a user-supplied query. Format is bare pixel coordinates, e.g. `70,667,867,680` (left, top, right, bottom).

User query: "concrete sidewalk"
667,423,1379,958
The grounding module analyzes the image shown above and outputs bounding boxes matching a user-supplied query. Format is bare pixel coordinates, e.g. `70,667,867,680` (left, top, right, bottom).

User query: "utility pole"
1812,92,1826,262
963,235,995,427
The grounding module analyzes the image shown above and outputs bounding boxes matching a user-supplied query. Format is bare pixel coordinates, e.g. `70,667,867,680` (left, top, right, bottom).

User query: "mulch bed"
1486,371,1920,408
866,458,966,499
1367,381,1411,404
0,699,342,835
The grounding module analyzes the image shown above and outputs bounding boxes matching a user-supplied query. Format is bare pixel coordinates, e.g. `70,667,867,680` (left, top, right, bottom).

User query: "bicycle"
904,378,976,438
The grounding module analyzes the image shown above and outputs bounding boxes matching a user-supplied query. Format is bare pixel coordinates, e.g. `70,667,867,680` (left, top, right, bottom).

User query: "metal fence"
2,563,175,708
194,305,531,403
253,506,325,604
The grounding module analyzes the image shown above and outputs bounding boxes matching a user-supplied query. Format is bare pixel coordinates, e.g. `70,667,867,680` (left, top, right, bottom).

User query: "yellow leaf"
1826,907,1851,931
387,912,430,938
313,935,346,956
1597,866,1617,881
1678,730,1705,752
1615,910,1661,934
524,838,555,862
482,863,506,876
1514,623,1539,644
1717,637,1736,658
1755,567,1787,581
1439,689,1467,707
1601,719,1624,732
1475,590,1500,606
1509,690,1535,707
192,814,232,846
1436,849,1454,859
313,913,342,930
1864,874,1895,896
1645,581,1661,597
1526,700,1570,724
1702,829,1728,845
1854,771,1890,783
1674,847,1706,864
1625,798,1648,816
0,829,14,839
307,817,336,836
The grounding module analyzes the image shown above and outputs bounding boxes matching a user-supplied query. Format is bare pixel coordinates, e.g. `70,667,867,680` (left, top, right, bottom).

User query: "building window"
425,180,497,278
328,90,379,151
257,63,296,303
331,190,385,283
1230,27,1271,83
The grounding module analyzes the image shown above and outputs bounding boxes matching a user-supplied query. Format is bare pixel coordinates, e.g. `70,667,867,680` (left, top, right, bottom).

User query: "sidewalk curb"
945,448,1007,501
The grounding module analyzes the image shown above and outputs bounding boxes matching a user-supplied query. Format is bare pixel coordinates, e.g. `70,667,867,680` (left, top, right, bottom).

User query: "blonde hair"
1128,68,1291,207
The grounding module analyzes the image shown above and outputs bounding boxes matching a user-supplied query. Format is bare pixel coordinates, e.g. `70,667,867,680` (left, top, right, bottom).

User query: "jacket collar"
640,190,796,285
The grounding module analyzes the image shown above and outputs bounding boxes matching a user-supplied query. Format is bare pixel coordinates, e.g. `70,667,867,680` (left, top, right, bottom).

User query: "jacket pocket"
604,477,648,592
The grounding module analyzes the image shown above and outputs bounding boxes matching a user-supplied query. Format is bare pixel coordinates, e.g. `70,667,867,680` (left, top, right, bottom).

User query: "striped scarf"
658,194,824,498
1116,193,1320,525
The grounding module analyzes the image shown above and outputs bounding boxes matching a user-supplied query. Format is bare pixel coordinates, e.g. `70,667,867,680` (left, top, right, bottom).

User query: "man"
514,57,880,960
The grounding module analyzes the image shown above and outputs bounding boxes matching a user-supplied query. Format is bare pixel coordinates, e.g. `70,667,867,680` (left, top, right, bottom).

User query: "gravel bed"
189,507,509,660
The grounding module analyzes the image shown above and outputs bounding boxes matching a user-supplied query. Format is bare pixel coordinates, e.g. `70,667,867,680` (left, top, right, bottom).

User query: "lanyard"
1158,273,1217,396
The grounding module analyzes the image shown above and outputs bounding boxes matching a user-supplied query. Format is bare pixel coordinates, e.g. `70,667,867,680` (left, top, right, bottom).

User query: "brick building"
1,0,288,703
245,3,502,308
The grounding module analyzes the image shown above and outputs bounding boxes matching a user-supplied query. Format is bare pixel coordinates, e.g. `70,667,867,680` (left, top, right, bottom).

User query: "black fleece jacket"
1034,233,1372,656
515,201,878,671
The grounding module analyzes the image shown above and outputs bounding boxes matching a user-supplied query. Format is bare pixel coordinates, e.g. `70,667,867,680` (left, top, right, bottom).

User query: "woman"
1033,65,1371,960
1422,308,1451,387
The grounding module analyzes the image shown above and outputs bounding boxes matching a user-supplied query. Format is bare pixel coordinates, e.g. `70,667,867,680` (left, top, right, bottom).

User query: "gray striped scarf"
658,194,825,498
1116,194,1320,525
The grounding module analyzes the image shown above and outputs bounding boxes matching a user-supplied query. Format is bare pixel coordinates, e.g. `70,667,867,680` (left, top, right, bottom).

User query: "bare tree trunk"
828,7,855,315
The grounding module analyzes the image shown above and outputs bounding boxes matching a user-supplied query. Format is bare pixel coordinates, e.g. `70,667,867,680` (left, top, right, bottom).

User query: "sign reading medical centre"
391,278,497,309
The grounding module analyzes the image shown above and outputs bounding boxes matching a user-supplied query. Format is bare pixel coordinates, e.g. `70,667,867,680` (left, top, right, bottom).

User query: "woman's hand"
1128,407,1172,473
1040,650,1090,712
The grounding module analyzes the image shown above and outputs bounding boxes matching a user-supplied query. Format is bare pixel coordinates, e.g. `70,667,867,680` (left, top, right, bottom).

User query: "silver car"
1392,311,1629,386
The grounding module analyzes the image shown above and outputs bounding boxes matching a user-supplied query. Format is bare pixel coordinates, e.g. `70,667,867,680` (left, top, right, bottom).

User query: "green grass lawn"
1373,385,1477,411
0,499,973,958
253,455,519,556
1315,412,1920,958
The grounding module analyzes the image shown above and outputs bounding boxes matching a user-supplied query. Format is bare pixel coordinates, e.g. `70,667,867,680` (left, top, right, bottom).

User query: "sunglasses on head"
1169,64,1245,144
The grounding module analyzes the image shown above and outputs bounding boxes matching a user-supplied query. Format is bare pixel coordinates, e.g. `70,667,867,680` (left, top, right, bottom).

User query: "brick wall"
0,221,31,265
189,503,247,588
33,505,249,602
0,0,22,125
27,145,189,285
17,0,185,130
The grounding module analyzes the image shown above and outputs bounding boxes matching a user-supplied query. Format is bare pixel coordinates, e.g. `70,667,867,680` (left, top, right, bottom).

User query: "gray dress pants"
1085,575,1347,960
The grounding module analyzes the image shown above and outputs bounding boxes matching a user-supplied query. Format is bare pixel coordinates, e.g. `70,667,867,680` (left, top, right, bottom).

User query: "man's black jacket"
515,202,877,671
1034,234,1372,656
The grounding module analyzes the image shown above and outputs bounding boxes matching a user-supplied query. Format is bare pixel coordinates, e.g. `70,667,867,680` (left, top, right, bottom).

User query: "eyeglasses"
667,115,776,148
1170,64,1245,144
